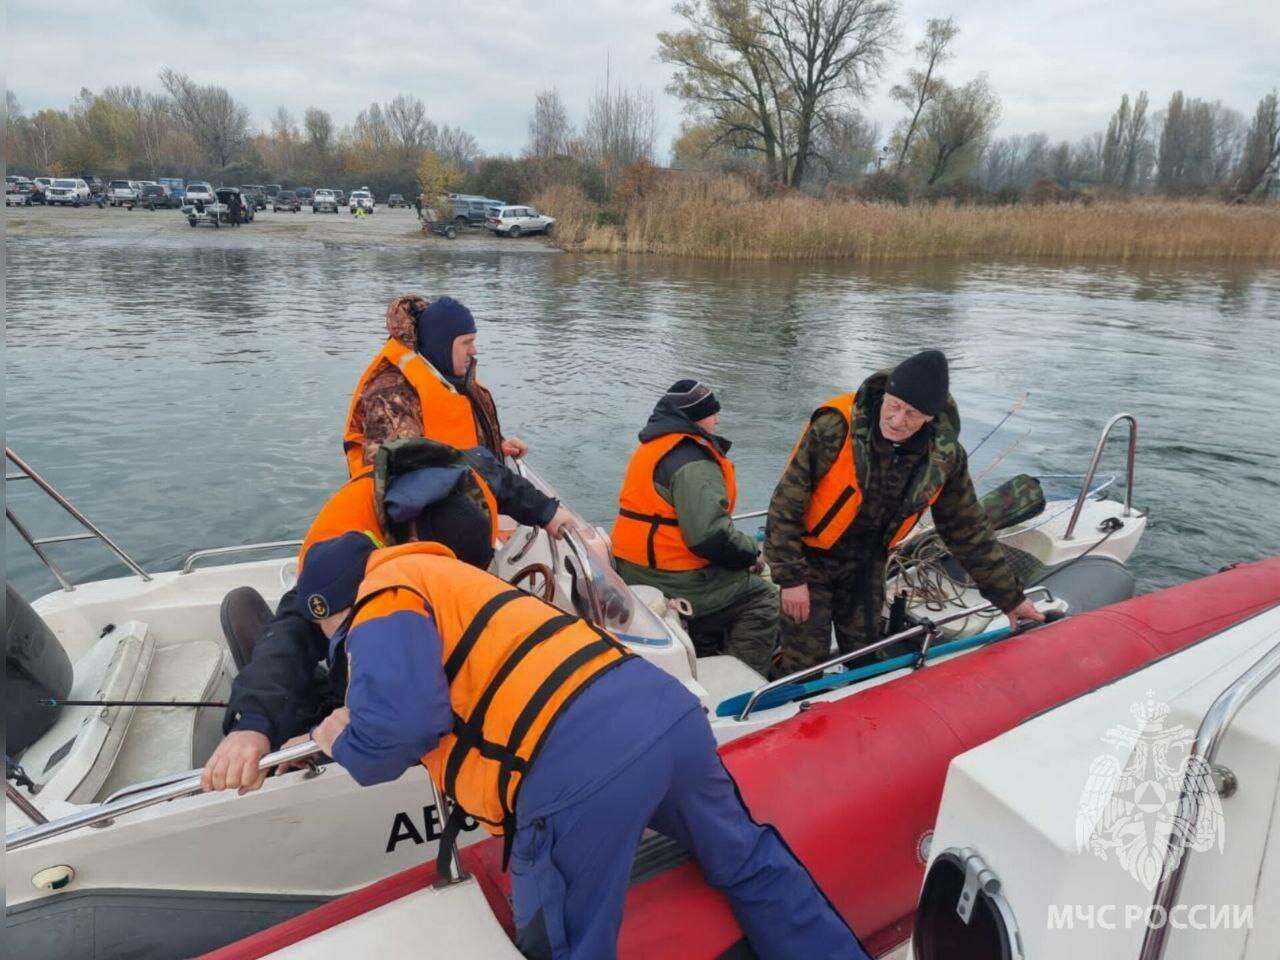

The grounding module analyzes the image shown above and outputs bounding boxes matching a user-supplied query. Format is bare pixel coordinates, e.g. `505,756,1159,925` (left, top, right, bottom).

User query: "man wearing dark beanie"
764,350,1044,674
342,294,529,477
613,380,779,675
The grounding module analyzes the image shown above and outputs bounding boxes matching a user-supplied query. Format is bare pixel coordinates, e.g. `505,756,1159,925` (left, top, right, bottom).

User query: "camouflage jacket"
763,370,1024,612
353,295,504,466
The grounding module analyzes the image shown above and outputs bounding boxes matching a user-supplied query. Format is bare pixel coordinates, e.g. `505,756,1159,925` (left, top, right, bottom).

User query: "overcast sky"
7,0,1278,160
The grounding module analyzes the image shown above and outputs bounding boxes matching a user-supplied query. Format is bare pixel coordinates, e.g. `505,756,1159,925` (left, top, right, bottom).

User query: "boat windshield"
514,460,675,645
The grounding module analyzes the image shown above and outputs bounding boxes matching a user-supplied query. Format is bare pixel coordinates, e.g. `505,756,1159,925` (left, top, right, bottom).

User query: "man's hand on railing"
1006,597,1047,631
201,730,270,795
544,506,578,540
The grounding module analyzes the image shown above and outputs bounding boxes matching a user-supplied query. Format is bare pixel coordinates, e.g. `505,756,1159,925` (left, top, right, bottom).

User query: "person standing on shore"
764,350,1044,675
612,381,778,675
343,295,529,477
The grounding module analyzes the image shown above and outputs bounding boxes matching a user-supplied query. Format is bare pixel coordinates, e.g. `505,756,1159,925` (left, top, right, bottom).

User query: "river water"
6,226,1280,599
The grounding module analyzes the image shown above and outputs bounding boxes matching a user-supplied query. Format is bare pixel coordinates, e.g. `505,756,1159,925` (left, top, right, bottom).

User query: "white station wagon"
485,205,555,237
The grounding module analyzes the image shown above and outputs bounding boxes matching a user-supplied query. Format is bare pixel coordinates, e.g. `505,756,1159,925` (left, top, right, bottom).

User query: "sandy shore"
6,202,558,253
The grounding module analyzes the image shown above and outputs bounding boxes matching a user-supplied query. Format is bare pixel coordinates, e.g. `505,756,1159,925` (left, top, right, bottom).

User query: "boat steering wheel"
510,562,556,604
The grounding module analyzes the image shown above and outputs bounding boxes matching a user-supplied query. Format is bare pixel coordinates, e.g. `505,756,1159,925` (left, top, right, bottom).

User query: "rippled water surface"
7,230,1280,598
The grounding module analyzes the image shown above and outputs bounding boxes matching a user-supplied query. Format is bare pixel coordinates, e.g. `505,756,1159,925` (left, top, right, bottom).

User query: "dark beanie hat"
885,350,949,417
297,531,379,620
663,379,721,423
415,297,477,377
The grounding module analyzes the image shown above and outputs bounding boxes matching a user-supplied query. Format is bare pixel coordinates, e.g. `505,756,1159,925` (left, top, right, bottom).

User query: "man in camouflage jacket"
764,350,1043,676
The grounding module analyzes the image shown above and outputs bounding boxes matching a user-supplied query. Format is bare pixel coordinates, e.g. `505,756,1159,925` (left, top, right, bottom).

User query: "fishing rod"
968,391,1030,460
40,698,227,709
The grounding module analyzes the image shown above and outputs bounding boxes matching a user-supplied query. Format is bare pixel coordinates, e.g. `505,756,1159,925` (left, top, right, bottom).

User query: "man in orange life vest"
343,294,529,477
207,438,573,776
256,531,870,960
764,350,1044,674
613,381,778,674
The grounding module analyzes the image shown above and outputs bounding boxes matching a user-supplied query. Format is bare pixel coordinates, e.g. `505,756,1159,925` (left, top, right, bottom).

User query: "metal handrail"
5,447,152,590
1064,414,1137,540
736,586,1053,721
181,540,303,574
1137,632,1280,960
6,740,322,851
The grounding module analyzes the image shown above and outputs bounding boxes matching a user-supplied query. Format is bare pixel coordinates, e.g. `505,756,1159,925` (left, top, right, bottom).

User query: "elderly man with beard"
764,350,1044,675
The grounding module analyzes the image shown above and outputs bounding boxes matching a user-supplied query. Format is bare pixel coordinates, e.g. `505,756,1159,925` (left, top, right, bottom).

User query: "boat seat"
16,622,155,802
94,639,230,801
220,586,274,671
694,656,767,711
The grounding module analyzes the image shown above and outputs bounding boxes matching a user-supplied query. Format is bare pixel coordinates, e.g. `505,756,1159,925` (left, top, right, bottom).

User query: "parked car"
6,178,34,205
215,187,252,224
239,185,267,210
157,177,185,202
80,175,106,197
32,177,53,203
182,181,217,209
137,184,179,210
450,195,504,227
349,189,375,213
387,193,406,208
46,178,92,206
333,189,346,206
312,188,340,214
108,180,138,206
264,184,283,199
485,204,555,237
294,187,315,205
272,190,301,212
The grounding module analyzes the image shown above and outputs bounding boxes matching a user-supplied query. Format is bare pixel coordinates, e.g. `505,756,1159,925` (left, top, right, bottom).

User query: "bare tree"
158,68,250,169
428,124,480,171
584,80,657,187
890,17,957,172
527,88,574,158
918,74,999,185
658,0,791,181
1234,91,1280,197
1101,91,1149,191
386,94,429,148
351,103,392,153
811,108,877,184
304,107,335,155
756,0,899,185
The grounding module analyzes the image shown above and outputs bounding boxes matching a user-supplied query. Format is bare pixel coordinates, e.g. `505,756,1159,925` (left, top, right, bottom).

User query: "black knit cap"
664,379,721,423
885,350,949,418
297,531,379,620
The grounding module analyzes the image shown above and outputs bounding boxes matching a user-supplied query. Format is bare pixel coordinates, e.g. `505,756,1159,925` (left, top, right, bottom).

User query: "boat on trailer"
192,557,1280,960
6,414,1146,958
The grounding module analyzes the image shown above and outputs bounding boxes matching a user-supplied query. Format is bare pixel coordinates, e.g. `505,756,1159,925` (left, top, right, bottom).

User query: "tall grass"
534,178,1280,262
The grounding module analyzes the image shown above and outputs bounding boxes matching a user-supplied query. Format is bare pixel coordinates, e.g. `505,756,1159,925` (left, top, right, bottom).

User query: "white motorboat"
5,414,1147,958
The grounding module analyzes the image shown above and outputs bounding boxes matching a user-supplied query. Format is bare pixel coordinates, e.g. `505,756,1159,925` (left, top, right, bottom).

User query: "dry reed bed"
534,182,1280,262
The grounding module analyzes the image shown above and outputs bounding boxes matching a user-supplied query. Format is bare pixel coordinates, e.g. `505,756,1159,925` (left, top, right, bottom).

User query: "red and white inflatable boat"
198,556,1280,960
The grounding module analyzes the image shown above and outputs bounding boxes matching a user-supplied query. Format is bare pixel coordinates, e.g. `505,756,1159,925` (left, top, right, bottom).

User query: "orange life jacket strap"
617,507,680,567
442,588,526,683
442,612,578,807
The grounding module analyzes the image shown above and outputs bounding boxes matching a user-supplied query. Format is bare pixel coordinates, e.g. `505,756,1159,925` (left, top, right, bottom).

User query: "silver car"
485,205,556,237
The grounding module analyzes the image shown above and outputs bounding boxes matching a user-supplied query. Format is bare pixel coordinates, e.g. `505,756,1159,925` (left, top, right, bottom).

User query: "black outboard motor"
5,585,73,755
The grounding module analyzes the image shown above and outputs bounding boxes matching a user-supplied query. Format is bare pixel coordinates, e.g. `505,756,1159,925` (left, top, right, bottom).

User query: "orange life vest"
350,542,632,835
612,432,738,571
299,467,498,571
794,393,941,550
343,339,482,477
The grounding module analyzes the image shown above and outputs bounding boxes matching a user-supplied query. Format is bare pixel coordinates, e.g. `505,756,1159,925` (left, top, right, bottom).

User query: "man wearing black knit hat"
764,350,1043,674
612,380,779,675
